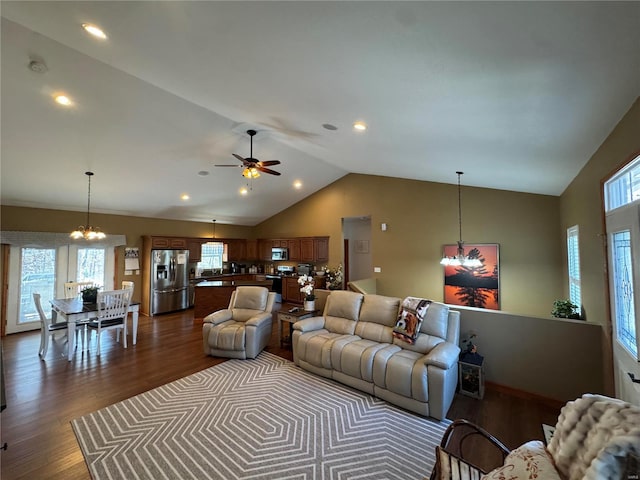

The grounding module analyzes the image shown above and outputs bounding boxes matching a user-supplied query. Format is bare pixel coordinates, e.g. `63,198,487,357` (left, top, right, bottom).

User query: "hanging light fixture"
440,171,482,267
70,171,106,240
242,167,261,179
212,219,216,239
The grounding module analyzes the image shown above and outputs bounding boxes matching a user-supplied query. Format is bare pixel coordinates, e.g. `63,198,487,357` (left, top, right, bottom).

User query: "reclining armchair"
432,393,640,480
203,286,276,359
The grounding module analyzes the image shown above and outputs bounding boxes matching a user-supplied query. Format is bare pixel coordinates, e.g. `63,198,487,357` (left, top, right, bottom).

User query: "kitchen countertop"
195,280,273,288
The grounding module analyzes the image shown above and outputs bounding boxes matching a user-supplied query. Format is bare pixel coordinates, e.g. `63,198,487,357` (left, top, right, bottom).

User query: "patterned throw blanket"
393,297,431,344
547,393,640,479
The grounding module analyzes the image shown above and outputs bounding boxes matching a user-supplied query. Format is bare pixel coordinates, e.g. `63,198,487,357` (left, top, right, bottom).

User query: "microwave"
271,247,289,261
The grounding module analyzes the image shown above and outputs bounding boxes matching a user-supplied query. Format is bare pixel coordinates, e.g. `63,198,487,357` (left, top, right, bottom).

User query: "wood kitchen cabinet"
282,276,303,303
187,238,204,262
287,239,300,261
246,240,258,260
314,237,329,263
226,239,246,260
300,238,314,262
150,236,188,249
258,239,271,260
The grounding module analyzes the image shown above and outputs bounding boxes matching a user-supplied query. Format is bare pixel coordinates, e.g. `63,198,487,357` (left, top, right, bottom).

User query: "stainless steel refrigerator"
150,249,189,315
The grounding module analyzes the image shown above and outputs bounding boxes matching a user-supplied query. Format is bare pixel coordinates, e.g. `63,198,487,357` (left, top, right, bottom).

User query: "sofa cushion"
394,333,444,355
295,329,358,369
325,291,363,322
359,294,401,326
393,297,431,344
373,349,429,402
420,300,449,339
331,338,389,382
206,320,246,351
480,441,561,480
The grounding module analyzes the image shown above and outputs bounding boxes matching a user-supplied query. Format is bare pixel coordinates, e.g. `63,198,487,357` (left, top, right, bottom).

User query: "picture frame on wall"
443,243,500,310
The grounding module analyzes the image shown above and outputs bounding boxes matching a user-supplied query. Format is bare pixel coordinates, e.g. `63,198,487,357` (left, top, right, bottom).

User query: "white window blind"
567,225,581,311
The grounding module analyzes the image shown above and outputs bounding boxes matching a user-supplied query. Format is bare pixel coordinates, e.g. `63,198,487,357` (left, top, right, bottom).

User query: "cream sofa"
292,290,460,420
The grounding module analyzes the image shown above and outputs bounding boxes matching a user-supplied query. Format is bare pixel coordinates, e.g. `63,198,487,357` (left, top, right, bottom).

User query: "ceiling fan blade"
257,166,281,176
232,153,249,164
258,160,281,167
214,164,242,167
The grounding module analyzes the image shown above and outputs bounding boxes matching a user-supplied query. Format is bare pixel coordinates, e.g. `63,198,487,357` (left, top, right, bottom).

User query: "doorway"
342,216,372,285
604,154,640,405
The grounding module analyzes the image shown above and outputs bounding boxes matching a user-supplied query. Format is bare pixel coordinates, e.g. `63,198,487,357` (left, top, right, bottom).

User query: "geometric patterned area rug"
72,351,450,480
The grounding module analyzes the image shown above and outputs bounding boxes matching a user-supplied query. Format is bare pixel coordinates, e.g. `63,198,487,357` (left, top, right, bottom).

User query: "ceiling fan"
215,129,281,178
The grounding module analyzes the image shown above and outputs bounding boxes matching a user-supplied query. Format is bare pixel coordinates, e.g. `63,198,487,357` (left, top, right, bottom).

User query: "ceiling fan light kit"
215,129,282,181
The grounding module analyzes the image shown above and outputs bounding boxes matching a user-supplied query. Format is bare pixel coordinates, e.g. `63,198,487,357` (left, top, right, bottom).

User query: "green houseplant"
551,299,581,319
81,285,100,304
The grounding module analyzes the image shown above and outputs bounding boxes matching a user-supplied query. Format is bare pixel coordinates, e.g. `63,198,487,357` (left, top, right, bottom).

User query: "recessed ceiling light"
322,123,338,131
197,170,210,177
82,23,107,39
54,94,72,106
239,187,249,196
353,121,367,131
293,180,303,189
181,194,190,201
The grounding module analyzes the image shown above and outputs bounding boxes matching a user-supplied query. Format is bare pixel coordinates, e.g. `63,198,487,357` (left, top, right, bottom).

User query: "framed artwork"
354,240,369,254
443,243,500,310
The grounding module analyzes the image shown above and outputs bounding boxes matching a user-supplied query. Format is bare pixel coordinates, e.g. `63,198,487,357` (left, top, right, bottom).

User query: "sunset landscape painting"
443,243,500,310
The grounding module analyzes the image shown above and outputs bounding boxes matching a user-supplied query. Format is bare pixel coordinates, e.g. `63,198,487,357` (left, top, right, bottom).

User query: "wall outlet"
374,267,381,273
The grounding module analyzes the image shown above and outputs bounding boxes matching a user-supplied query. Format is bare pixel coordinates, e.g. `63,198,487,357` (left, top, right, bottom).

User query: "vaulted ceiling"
2,2,639,225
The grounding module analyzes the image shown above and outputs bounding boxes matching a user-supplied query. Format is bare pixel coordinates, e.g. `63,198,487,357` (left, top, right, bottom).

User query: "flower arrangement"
298,274,315,300
322,264,344,290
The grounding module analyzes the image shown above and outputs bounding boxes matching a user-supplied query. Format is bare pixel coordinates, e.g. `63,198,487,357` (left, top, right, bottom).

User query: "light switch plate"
374,267,381,273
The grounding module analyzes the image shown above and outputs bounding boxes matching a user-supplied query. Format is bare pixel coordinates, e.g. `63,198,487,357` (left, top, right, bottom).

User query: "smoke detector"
28,60,48,74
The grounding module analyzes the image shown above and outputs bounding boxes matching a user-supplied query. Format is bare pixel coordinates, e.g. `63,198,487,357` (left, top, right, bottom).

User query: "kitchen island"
193,279,273,320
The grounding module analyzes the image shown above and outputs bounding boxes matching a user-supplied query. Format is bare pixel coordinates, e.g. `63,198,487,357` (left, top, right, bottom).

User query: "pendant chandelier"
70,171,106,240
440,171,481,267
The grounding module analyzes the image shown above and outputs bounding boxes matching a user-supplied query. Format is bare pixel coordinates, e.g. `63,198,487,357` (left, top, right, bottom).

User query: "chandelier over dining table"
70,171,106,240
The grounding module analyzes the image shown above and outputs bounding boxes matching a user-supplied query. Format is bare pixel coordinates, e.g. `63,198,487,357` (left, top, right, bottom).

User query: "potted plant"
551,299,581,319
81,285,100,304
298,275,315,311
459,332,483,365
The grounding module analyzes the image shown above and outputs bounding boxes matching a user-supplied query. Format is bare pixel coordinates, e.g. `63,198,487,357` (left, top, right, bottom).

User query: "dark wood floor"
0,307,559,479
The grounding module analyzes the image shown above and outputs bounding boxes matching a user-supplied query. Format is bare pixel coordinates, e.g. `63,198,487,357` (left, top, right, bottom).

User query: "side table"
277,304,318,348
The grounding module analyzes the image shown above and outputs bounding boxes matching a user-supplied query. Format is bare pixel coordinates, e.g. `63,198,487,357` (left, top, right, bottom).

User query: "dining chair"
121,281,134,295
86,289,132,356
34,292,70,358
64,281,95,299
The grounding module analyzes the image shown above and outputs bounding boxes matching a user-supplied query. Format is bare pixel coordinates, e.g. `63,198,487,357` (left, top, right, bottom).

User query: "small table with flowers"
277,304,318,348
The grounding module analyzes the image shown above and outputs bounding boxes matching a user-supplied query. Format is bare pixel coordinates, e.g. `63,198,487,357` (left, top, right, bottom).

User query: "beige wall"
256,174,563,317
559,97,640,325
458,306,603,401
0,206,253,303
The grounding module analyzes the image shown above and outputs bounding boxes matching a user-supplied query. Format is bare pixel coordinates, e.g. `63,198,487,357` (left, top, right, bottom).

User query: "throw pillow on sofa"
393,297,431,344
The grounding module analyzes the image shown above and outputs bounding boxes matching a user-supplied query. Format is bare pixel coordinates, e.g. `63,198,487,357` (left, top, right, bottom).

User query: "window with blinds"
567,225,581,312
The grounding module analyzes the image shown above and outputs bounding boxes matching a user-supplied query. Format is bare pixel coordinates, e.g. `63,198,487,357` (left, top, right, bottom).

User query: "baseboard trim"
486,381,565,410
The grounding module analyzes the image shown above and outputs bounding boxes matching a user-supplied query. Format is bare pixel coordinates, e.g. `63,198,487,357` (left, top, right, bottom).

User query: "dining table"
49,297,140,361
